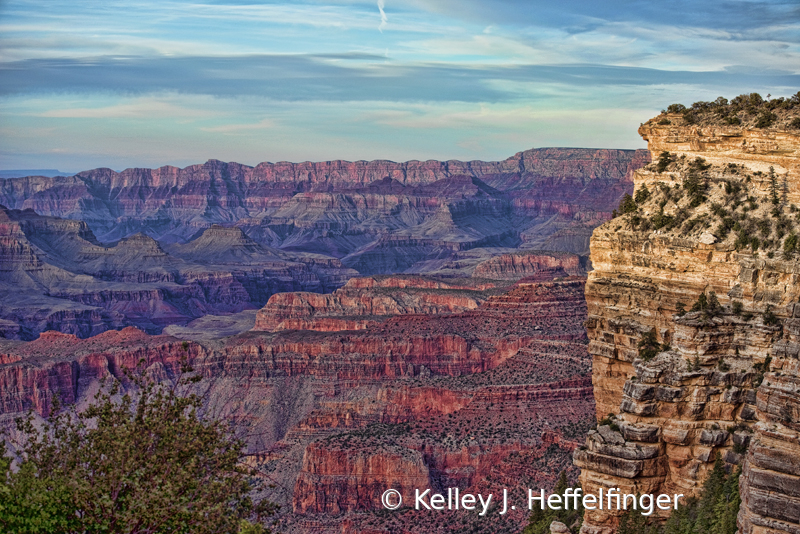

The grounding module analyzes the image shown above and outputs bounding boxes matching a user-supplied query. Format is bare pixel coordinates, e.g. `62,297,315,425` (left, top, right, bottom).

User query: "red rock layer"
0,275,594,534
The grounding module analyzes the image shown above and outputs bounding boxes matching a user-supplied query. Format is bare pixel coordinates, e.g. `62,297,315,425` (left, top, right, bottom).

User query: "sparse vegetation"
0,367,277,534
655,151,674,173
690,291,721,319
638,328,665,361
762,305,780,326
657,92,800,129
616,455,741,534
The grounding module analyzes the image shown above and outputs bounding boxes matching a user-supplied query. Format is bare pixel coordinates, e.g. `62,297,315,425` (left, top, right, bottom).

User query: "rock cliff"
0,149,648,269
0,274,594,533
575,106,800,534
0,207,356,340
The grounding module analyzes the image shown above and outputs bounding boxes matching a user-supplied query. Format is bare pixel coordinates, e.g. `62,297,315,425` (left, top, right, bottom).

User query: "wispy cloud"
3,55,798,102
378,0,388,32
2,0,799,171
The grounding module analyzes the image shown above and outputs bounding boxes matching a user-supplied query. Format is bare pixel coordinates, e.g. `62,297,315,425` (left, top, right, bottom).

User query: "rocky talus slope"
574,110,800,533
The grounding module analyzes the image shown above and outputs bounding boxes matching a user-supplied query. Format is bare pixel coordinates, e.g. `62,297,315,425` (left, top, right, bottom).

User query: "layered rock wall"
576,118,800,533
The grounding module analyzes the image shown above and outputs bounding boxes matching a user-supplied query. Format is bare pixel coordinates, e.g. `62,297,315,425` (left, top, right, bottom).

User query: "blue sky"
1,1,799,171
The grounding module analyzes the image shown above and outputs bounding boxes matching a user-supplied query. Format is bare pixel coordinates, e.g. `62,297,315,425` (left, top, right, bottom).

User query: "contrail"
377,0,388,32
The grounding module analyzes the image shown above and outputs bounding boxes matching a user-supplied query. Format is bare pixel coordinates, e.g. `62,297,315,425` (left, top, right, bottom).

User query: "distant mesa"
0,169,72,179
0,147,648,340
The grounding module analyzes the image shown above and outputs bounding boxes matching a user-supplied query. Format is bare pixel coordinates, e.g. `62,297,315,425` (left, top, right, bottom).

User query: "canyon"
0,146,642,532
575,106,800,534
11,113,800,533
0,147,645,341
0,266,594,533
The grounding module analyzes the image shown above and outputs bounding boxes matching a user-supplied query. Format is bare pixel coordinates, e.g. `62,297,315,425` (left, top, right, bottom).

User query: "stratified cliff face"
0,149,648,263
0,207,355,340
0,273,594,534
575,114,800,533
471,251,585,280
254,276,487,332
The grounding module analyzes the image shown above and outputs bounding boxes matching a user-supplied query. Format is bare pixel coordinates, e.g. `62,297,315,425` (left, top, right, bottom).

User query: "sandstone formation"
0,149,648,271
472,251,585,280
575,109,800,533
0,207,356,340
253,275,493,332
0,274,594,534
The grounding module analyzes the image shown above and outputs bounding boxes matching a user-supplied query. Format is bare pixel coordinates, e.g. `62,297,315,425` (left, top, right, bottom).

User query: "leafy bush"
619,194,638,214
666,104,686,113
791,117,800,129
598,414,615,427
1,369,277,534
755,111,777,128
655,151,674,173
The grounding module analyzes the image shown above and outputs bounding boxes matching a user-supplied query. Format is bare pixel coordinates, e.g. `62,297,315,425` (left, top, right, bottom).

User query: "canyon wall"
0,207,352,340
0,271,595,533
0,148,647,257
575,112,800,533
0,149,648,340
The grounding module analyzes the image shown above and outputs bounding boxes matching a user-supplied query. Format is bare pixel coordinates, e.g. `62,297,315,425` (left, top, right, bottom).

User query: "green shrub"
784,234,798,256
598,414,615,427
1,370,277,534
716,217,736,239
655,151,674,173
635,185,651,204
790,117,800,129
691,291,721,317
638,329,661,361
763,305,779,326
652,210,674,230
618,454,741,534
755,111,777,128
683,172,707,207
619,193,638,214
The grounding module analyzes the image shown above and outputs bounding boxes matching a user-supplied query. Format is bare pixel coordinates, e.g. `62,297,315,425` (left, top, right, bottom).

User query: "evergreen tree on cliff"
0,362,276,534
